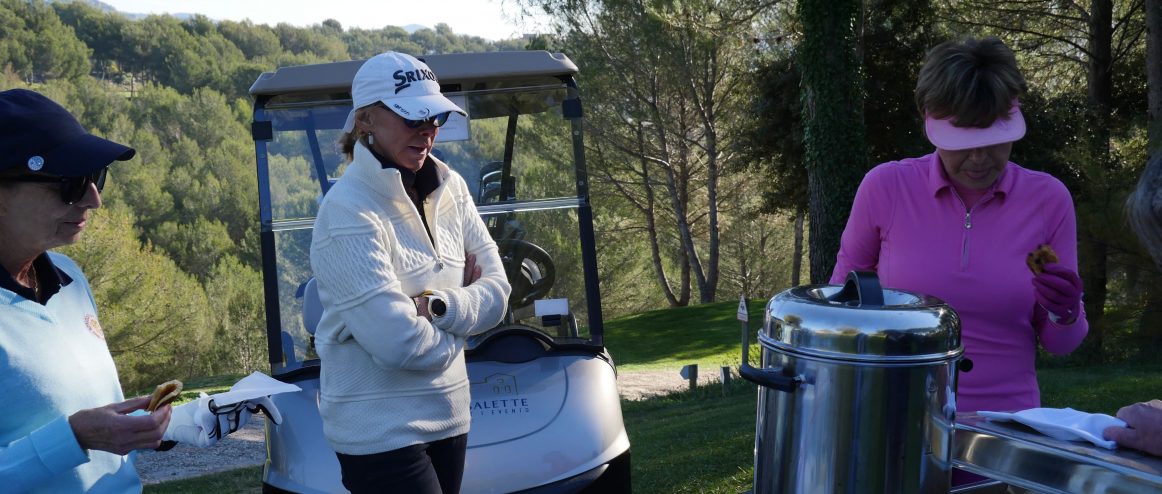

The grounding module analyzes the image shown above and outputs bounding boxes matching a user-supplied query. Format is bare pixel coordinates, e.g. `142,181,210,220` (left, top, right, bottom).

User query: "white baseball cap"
342,51,466,132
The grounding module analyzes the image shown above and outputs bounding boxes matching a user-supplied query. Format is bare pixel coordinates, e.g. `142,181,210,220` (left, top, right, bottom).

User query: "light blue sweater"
0,253,140,493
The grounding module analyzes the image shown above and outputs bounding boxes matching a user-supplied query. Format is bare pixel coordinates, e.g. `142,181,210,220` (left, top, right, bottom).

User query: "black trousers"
336,434,468,494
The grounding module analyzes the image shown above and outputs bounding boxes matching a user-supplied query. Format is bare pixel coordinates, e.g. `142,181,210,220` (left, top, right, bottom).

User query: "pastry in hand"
1025,244,1059,275
147,380,183,412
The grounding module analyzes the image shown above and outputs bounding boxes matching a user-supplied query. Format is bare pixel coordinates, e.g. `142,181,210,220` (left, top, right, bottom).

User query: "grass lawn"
606,299,766,371
149,301,1162,493
143,466,262,493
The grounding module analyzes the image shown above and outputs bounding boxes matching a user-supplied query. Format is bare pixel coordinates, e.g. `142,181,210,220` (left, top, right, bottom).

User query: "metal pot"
741,271,964,494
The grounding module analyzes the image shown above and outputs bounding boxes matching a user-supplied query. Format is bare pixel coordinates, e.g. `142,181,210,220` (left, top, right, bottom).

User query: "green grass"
149,305,1162,493
605,299,766,371
143,466,262,493
622,381,758,494
1039,361,1162,415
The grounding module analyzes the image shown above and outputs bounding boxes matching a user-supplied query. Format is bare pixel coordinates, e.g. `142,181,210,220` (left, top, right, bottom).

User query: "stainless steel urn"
740,272,964,494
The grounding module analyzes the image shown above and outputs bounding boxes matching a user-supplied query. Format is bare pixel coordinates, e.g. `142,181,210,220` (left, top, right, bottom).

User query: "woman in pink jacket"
831,36,1088,416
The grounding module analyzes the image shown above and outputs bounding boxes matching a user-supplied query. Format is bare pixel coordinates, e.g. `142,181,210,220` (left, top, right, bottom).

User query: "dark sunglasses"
373,104,450,129
1,167,107,205
403,112,451,129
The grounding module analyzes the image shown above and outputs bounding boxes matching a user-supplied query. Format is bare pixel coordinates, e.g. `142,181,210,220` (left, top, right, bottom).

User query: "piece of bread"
1025,244,1059,275
147,380,183,412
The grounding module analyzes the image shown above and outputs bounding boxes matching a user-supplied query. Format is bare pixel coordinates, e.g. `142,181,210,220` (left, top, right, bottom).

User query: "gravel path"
135,417,267,485
135,368,725,483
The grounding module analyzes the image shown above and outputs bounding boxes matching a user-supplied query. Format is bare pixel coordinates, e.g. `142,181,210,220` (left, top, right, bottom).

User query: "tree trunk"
798,0,868,283
702,95,721,304
1139,272,1162,358
792,210,805,287
1079,241,1108,363
1074,0,1115,363
640,139,680,306
666,108,706,303
1148,0,1162,157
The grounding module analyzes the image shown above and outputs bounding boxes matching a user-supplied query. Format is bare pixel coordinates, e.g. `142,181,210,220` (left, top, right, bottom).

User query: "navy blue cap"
0,89,135,177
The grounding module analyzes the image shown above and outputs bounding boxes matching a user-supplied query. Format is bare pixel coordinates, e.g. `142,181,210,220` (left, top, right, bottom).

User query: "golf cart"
248,51,631,493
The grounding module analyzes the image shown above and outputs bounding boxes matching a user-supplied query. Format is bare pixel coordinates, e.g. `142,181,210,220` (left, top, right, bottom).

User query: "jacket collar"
349,142,449,203
926,151,1015,199
0,253,72,305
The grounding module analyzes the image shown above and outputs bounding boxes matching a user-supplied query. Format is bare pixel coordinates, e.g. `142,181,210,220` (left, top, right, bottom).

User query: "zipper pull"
964,212,972,229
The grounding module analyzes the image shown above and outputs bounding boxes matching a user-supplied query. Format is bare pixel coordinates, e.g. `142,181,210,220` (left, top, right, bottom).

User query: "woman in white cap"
0,88,170,493
830,37,1088,481
310,52,511,493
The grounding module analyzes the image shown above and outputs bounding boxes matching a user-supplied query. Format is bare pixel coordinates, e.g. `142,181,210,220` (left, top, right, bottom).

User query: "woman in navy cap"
0,88,174,493
0,87,293,492
310,51,511,493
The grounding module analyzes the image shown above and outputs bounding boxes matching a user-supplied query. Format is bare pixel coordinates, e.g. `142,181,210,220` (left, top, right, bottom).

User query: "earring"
366,133,375,146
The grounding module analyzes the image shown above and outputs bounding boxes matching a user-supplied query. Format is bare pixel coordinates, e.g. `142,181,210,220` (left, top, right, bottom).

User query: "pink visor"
924,101,1025,151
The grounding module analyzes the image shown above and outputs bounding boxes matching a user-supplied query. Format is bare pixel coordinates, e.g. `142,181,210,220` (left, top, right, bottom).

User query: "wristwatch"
423,291,446,318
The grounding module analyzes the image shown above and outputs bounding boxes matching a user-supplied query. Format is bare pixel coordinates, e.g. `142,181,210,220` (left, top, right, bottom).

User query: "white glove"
210,395,282,432
163,393,219,447
162,393,282,448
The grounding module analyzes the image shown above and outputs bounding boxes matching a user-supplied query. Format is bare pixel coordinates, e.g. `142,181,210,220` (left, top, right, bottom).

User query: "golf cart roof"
249,51,579,98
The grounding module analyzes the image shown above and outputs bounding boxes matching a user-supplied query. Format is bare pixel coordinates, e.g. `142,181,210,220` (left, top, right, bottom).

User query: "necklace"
24,263,39,298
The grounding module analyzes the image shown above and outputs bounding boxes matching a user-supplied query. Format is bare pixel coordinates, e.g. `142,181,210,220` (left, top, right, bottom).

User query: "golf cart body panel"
249,51,628,493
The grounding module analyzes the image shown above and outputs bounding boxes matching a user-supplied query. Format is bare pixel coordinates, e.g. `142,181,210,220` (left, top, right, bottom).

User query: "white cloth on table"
979,407,1125,449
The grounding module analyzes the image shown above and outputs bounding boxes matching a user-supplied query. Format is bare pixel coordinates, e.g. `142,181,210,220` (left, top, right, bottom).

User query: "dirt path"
135,368,722,483
135,417,267,484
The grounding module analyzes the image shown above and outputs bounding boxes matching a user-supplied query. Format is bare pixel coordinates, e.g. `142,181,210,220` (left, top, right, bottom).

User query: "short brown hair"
914,36,1027,128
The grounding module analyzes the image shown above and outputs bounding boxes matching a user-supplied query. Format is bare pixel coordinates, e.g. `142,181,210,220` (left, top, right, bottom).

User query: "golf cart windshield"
251,52,604,375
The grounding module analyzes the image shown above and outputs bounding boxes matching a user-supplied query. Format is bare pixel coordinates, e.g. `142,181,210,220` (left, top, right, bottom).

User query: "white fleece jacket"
309,142,510,455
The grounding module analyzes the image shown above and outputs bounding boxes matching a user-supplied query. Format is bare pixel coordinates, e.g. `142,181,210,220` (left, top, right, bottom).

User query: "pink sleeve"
830,168,889,284
1035,181,1088,354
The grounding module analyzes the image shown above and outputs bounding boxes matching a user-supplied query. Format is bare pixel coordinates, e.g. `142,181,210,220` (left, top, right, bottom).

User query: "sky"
97,0,550,41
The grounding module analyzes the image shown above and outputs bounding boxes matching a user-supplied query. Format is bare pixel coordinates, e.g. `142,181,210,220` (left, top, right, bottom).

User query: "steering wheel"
496,238,556,309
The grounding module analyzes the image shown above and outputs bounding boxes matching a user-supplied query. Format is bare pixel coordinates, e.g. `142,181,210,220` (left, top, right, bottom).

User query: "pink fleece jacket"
831,153,1088,413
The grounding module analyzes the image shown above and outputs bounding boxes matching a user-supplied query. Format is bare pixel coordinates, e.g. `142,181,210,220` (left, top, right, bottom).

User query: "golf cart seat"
302,277,322,336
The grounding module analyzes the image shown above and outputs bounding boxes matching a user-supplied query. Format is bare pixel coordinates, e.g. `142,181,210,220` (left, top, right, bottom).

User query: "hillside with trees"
2,0,1158,391
0,0,528,389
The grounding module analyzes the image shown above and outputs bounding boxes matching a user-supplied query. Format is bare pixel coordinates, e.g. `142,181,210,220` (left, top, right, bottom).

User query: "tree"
740,0,941,286
217,20,283,60
737,51,809,286
0,0,91,82
207,257,268,374
273,22,349,61
521,0,778,305
797,0,868,283
58,205,213,391
51,0,131,82
1148,0,1162,155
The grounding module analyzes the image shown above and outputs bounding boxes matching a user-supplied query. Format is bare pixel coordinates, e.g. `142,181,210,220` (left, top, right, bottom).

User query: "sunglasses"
403,112,451,129
373,104,450,129
1,168,107,205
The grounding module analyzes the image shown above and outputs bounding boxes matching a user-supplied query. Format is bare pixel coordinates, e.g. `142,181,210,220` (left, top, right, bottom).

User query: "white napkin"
979,407,1126,449
163,372,301,447
207,371,301,406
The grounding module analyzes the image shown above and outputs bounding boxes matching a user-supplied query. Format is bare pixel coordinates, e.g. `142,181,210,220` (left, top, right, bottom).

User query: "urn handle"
740,364,802,393
827,271,885,307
